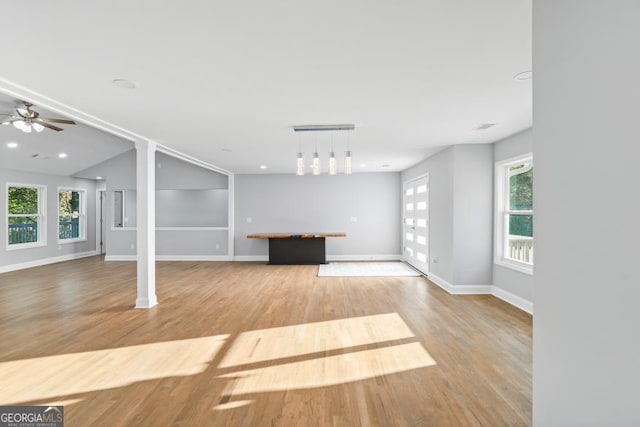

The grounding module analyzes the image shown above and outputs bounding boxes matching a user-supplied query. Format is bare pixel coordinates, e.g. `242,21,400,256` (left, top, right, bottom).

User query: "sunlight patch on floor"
0,335,228,405
219,313,414,368
219,342,435,395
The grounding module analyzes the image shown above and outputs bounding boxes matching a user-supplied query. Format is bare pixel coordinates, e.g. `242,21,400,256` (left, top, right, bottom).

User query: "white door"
403,175,429,273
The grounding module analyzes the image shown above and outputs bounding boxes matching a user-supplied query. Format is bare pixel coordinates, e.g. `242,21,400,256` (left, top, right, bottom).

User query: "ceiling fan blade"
38,121,64,132
41,118,76,125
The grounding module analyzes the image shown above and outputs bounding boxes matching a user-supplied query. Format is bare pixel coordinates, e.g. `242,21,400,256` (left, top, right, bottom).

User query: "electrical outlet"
432,258,438,263
130,243,135,250
215,243,220,249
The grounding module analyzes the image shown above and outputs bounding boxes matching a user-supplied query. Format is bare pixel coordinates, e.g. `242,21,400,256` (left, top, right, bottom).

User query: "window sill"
6,241,47,251
58,238,87,245
495,258,533,276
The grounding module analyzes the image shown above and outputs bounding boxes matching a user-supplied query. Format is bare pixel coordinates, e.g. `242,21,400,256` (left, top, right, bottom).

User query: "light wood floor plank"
0,257,531,426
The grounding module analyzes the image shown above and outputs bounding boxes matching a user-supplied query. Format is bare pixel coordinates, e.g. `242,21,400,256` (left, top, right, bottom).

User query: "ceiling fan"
0,102,76,133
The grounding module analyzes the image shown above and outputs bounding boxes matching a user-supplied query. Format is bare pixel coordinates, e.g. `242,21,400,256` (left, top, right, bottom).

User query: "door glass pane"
417,201,427,210
405,247,414,256
416,219,427,228
405,218,414,226
417,184,427,194
417,252,427,263
405,188,414,196
417,235,426,245
405,232,414,241
406,203,414,211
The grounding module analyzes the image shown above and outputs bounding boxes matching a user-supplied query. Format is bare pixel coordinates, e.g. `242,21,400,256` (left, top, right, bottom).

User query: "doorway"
402,175,429,273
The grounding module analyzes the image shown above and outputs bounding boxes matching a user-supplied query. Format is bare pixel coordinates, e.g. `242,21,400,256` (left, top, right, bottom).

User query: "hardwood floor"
0,257,532,426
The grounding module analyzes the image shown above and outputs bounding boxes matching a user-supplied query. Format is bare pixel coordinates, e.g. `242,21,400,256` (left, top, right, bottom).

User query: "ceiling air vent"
473,123,496,130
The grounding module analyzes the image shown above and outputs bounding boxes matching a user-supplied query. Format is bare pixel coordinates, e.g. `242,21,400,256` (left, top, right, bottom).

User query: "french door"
403,175,429,273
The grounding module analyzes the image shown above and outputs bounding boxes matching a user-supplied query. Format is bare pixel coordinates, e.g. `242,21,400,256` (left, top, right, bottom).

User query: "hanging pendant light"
328,131,336,175
296,152,305,176
344,150,352,175
312,151,320,175
329,151,336,175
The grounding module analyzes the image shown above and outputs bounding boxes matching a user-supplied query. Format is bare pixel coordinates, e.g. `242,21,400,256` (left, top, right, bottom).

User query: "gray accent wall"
0,168,97,269
234,173,401,258
401,144,493,288
493,129,533,302
533,1,640,425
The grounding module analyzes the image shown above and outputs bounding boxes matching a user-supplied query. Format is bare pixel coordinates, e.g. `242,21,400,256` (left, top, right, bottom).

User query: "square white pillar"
135,140,158,308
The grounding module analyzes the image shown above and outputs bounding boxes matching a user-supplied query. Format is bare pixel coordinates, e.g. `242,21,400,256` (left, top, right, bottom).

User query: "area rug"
317,262,421,277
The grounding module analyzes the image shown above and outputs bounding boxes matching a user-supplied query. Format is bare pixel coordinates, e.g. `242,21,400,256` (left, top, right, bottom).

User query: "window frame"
6,183,47,250
57,187,87,244
494,153,534,275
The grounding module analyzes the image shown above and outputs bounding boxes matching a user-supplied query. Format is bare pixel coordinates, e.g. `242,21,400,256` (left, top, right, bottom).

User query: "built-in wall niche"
156,189,228,228
113,190,137,228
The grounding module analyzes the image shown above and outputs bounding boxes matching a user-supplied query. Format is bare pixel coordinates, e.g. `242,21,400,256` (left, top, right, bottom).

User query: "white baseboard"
233,255,269,262
327,254,402,261
491,286,533,314
104,255,136,261
0,250,98,274
156,255,232,261
426,273,492,295
105,255,232,262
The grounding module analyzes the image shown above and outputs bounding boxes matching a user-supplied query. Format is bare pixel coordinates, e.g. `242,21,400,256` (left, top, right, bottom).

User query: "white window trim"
57,187,87,244
6,183,47,250
494,153,533,275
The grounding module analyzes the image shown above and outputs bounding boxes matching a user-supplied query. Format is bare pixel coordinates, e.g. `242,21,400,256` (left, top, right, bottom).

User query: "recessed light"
112,78,139,89
221,148,233,153
381,164,390,168
360,163,367,167
96,176,103,180
514,70,532,81
259,165,267,169
7,142,18,148
58,153,68,158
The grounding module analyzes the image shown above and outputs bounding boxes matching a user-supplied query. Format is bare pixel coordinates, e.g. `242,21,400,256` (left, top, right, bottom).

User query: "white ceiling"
0,1,531,175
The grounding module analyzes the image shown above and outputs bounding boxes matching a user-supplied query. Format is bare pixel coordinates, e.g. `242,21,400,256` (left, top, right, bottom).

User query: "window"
58,188,86,242
495,154,533,274
7,184,46,249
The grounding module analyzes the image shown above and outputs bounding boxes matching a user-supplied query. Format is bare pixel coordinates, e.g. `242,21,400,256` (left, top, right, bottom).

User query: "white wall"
234,173,401,259
0,168,97,271
493,129,534,303
401,144,493,291
533,1,640,425
75,150,230,259
452,144,493,287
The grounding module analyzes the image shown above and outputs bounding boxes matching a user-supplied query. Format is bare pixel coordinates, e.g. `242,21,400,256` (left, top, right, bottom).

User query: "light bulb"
344,151,352,175
329,152,336,175
32,122,44,132
13,120,25,130
312,152,320,175
22,124,32,133
296,152,305,176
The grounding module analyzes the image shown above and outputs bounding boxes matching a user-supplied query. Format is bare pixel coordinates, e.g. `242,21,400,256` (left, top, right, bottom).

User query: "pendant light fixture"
328,131,337,175
296,133,305,175
344,129,352,175
292,124,355,175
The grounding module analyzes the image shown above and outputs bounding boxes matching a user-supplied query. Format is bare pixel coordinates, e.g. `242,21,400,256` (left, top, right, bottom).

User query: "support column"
135,140,158,308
